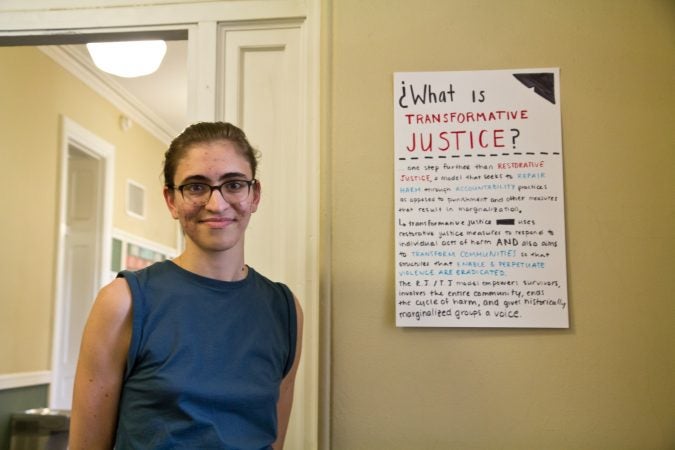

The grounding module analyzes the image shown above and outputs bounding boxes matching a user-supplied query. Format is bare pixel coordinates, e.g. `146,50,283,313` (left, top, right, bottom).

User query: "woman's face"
164,140,260,255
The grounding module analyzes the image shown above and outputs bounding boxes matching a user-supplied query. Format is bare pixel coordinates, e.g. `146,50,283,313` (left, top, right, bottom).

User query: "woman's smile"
200,216,237,228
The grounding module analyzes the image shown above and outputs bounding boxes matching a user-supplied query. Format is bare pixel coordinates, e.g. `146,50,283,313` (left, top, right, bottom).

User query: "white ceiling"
65,40,189,139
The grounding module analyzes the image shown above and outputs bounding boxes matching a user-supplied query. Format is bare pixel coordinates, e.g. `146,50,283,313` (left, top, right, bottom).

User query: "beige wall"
329,1,674,448
0,46,176,374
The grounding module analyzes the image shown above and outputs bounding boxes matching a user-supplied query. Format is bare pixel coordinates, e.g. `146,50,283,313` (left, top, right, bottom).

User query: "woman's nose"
204,187,230,211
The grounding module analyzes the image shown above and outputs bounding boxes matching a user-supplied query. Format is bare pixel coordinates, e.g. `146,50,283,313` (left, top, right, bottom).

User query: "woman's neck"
173,247,248,282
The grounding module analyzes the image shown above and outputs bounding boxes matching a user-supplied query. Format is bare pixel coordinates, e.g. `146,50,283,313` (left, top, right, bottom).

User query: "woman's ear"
163,185,180,219
250,180,261,213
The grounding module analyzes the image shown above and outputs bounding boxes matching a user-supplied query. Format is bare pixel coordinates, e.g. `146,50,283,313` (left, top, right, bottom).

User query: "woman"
69,122,303,449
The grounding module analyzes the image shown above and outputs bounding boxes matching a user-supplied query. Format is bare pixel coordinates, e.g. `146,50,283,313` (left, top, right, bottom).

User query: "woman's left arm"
273,295,303,450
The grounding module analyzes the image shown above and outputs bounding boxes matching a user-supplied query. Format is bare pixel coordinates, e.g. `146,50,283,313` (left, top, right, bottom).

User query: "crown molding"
40,45,175,144
0,1,305,32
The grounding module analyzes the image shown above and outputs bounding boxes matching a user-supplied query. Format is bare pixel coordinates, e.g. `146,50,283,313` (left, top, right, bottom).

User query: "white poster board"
394,68,568,328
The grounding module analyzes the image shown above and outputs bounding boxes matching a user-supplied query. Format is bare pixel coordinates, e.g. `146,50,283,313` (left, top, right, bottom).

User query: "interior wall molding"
39,45,176,144
0,1,306,32
0,371,51,390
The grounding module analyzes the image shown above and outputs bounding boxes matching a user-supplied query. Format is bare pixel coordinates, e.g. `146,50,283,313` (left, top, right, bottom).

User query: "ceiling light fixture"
86,40,167,78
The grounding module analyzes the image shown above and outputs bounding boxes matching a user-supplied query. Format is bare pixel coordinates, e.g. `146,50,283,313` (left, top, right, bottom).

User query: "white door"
51,119,114,410
217,23,319,449
51,146,102,409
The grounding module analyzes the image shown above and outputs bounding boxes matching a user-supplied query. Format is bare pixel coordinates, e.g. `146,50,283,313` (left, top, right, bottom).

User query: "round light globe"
86,40,167,78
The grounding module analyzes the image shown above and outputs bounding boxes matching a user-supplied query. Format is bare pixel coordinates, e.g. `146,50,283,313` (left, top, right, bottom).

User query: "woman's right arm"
68,277,133,450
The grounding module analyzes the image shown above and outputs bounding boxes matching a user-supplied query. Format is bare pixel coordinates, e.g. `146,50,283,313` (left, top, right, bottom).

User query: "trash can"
9,408,70,450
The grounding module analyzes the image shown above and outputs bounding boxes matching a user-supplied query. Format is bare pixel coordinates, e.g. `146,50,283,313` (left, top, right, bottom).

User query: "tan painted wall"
329,1,674,448
0,46,176,374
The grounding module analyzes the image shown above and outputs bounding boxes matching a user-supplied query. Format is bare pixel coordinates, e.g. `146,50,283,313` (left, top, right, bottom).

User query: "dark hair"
163,121,260,186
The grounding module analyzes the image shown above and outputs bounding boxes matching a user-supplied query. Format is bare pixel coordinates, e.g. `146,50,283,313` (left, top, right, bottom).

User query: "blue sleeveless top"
114,261,297,450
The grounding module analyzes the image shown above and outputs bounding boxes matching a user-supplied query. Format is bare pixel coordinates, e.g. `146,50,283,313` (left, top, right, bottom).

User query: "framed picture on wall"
110,228,178,280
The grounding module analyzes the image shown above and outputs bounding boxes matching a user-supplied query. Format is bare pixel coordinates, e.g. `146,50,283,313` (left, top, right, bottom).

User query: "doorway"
0,4,322,447
50,117,114,409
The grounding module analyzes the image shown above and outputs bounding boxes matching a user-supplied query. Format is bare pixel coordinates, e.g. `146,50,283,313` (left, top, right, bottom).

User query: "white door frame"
50,116,115,408
1,2,325,448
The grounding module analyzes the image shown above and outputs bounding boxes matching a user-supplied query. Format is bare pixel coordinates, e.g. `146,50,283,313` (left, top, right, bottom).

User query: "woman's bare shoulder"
90,277,133,323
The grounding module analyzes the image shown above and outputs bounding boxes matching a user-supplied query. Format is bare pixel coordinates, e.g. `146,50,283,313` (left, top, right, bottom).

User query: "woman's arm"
68,278,133,450
273,295,304,450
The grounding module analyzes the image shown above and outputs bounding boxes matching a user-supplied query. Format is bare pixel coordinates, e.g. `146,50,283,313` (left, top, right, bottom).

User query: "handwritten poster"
394,68,568,328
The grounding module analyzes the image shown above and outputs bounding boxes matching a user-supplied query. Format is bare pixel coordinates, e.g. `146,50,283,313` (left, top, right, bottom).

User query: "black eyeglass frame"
169,179,258,204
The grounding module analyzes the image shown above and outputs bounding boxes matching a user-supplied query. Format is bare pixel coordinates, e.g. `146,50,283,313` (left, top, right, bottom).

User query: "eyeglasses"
171,179,257,206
